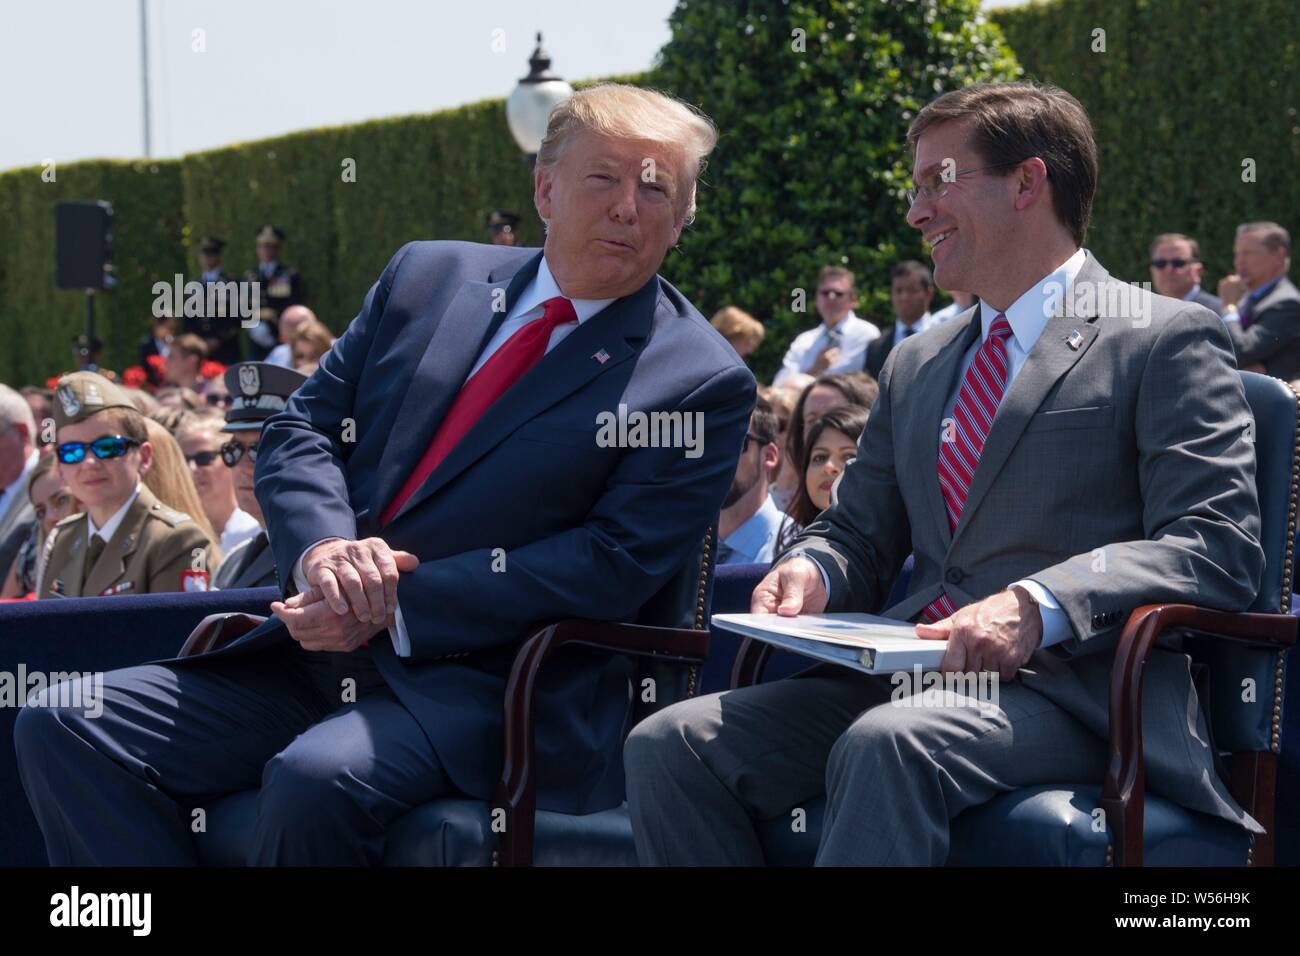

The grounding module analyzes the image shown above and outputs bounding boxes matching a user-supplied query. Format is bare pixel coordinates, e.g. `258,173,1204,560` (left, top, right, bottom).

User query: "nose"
610,180,639,224
906,195,933,230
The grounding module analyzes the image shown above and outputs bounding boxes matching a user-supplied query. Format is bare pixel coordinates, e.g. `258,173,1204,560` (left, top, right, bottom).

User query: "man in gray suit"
625,82,1264,866
0,385,39,580
1218,222,1300,381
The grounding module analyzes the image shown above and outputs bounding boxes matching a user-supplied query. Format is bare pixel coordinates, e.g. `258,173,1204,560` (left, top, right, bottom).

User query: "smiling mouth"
928,229,955,247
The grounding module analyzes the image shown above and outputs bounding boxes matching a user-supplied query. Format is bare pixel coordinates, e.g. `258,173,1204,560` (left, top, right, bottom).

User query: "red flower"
200,360,227,380
122,366,148,388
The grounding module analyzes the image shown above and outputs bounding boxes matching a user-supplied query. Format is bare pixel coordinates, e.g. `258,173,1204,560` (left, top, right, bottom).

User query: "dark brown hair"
785,372,878,484
907,82,1098,246
777,404,871,555
1149,233,1202,261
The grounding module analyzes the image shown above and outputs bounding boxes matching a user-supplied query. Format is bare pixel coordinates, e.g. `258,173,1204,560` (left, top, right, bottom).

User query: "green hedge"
651,0,1020,381
992,0,1300,288
0,160,185,386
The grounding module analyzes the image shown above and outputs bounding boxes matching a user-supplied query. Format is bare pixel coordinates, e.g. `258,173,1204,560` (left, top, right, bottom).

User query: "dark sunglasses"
742,432,773,451
185,450,221,467
1150,258,1191,269
206,393,233,408
57,435,140,464
220,440,259,467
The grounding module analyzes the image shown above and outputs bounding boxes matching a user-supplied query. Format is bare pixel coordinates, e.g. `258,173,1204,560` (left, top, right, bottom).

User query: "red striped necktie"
921,313,1014,623
379,295,578,526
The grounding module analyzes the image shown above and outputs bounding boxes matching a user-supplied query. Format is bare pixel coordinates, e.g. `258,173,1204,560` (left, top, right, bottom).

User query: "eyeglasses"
185,450,221,467
1150,258,1192,270
742,432,772,451
220,440,258,467
57,435,140,464
907,161,1025,207
205,393,233,408
817,288,849,299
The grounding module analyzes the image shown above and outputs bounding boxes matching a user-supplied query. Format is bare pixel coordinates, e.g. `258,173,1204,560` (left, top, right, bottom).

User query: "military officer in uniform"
211,362,307,589
185,236,242,365
487,209,522,246
39,372,214,598
244,225,304,361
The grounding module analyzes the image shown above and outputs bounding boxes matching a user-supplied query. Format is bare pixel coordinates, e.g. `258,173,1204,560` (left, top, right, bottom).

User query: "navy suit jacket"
174,240,755,814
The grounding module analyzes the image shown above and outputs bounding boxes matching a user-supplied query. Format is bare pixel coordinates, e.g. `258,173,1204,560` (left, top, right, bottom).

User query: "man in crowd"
163,333,212,393
17,84,754,865
37,372,213,598
626,81,1263,866
245,224,304,360
717,397,784,565
186,236,243,365
487,209,522,246
773,266,880,385
138,310,177,388
0,385,39,582
1219,222,1300,379
1149,232,1224,315
865,259,940,379
212,362,308,590
265,305,316,368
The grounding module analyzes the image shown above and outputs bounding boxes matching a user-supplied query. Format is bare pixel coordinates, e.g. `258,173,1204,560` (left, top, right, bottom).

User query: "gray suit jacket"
1226,276,1300,381
793,251,1265,831
1192,286,1225,316
212,530,276,590
0,481,34,580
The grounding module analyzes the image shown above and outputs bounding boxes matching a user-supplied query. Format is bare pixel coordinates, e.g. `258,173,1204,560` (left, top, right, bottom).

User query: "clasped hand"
272,537,419,652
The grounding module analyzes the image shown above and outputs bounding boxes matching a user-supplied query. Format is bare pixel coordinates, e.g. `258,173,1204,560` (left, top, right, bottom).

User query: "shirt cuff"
391,601,411,657
1012,579,1072,648
779,549,832,598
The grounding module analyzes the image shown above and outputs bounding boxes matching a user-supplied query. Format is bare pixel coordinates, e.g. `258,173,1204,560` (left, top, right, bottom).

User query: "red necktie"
922,314,1014,623
380,295,578,525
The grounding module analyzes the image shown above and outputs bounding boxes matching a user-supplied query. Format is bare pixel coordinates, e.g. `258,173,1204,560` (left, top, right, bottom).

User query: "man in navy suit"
15,84,755,865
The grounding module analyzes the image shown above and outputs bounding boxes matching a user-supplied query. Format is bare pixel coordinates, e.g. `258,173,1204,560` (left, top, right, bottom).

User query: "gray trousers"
625,664,1107,865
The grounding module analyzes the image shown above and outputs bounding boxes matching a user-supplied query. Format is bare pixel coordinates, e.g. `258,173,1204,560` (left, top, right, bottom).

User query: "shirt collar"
723,493,784,559
1183,283,1202,302
979,247,1087,351
520,255,617,324
1249,276,1283,303
896,311,933,338
823,311,858,335
88,483,141,543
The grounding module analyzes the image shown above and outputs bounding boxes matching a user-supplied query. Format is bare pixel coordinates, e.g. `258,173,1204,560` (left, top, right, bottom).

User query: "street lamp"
506,32,574,163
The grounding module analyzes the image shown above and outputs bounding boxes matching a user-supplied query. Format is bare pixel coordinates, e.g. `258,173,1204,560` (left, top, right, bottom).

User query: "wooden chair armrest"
1101,603,1297,866
730,636,774,689
177,612,269,658
493,618,708,866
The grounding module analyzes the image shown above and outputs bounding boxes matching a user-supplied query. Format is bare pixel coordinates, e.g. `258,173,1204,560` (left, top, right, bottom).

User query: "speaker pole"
84,288,95,364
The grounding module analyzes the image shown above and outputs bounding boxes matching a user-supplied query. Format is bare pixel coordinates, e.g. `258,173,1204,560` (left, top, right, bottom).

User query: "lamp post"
506,32,574,164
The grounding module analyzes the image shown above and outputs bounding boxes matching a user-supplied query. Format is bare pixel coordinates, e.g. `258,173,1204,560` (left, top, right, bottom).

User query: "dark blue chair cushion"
194,790,638,866
756,788,1252,866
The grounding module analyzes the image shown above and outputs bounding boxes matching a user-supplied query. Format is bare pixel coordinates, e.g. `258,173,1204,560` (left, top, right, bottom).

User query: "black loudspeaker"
55,200,113,290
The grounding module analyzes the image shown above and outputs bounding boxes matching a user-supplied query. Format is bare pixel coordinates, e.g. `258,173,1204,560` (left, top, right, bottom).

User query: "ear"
762,441,781,474
534,163,554,222
1012,157,1051,212
136,441,153,476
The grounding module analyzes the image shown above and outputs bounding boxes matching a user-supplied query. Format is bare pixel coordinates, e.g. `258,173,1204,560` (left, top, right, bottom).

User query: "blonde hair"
141,418,221,565
710,306,765,354
536,84,718,225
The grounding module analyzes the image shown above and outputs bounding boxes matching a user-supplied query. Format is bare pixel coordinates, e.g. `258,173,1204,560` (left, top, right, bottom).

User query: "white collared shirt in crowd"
773,312,880,385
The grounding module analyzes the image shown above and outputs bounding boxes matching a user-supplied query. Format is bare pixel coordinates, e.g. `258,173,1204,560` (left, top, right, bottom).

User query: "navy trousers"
14,639,454,865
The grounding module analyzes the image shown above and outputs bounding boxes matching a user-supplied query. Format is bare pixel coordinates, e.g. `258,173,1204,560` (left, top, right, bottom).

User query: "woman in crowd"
775,404,870,557
175,412,261,556
771,371,877,511
140,418,223,572
290,319,336,374
0,455,80,598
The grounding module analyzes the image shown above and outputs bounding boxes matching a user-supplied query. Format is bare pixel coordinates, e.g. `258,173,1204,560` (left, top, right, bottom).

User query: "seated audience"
176,412,261,556
773,265,880,385
1219,222,1300,378
718,397,784,565
776,404,870,555
266,305,317,368
155,386,203,414
1149,232,1223,315
138,311,177,388
865,260,942,378
164,334,214,394
39,372,214,598
212,362,308,589
290,318,335,373
19,386,55,457
1,455,79,599
710,306,766,360
0,384,39,586
772,371,876,511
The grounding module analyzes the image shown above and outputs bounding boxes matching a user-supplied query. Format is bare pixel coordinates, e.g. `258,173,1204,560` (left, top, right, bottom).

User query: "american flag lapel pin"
1067,329,1084,351
593,349,610,364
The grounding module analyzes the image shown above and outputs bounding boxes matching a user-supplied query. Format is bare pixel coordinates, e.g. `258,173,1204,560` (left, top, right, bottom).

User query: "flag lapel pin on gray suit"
1067,329,1084,351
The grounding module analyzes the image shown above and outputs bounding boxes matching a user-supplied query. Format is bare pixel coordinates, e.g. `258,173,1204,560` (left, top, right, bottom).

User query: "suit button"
945,568,964,584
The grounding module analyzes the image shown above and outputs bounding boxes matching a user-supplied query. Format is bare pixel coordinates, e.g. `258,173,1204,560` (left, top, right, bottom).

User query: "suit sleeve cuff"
1013,578,1072,648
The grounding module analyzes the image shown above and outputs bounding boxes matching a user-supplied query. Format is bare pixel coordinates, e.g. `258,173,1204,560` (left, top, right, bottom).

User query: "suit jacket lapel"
83,489,149,597
373,251,543,518
948,255,1106,550
908,309,982,553
389,275,658,523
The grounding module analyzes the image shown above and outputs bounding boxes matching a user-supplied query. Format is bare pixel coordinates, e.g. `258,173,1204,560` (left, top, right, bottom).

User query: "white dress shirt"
87,484,142,546
773,312,881,385
219,508,262,556
890,310,939,347
294,255,616,657
0,449,38,526
788,249,1088,649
